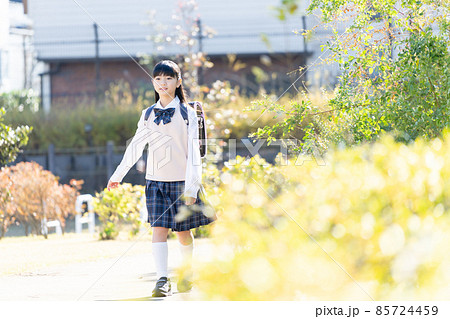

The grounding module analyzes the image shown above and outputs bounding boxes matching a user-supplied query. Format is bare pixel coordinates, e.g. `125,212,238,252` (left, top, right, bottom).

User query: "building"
0,0,35,94
27,0,339,110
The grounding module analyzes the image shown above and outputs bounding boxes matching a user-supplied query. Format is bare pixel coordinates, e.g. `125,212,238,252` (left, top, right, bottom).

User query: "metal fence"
10,139,284,195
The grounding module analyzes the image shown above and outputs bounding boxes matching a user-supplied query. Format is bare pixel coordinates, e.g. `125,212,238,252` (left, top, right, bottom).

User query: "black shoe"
152,277,172,297
177,276,193,293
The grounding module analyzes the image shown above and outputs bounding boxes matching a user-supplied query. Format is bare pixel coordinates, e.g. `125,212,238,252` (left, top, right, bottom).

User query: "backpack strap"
180,103,189,125
144,103,157,122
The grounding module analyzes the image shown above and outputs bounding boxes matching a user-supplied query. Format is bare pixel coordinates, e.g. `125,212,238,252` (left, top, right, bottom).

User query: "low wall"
10,139,285,195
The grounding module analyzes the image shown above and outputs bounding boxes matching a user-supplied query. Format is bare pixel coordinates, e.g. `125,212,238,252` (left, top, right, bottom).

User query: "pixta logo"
205,138,326,166
124,127,174,173
123,131,326,171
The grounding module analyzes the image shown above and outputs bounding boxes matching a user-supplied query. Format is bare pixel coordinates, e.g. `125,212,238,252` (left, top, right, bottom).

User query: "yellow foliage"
193,131,450,300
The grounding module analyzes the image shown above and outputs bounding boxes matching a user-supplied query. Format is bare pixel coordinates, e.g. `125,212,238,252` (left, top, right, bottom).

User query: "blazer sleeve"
184,106,202,198
109,110,148,183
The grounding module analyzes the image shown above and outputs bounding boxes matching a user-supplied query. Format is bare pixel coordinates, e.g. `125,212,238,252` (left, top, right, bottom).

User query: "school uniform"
109,95,215,231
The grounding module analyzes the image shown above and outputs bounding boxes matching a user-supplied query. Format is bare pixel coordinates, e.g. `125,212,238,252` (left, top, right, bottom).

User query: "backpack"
144,101,207,158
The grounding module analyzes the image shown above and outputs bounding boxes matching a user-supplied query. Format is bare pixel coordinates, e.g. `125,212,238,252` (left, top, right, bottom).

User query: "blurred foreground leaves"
194,131,450,300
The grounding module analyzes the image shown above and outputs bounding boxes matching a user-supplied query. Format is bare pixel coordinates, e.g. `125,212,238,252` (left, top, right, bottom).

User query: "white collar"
156,95,180,109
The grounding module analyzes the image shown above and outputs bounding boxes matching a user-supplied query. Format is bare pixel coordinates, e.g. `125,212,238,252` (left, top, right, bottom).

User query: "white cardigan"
109,96,202,198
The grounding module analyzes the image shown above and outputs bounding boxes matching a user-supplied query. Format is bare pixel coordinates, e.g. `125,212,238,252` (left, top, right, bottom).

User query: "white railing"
75,194,95,234
41,218,63,236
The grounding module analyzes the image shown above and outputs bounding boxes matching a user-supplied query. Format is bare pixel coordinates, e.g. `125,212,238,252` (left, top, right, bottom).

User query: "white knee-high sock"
152,242,168,279
179,241,194,271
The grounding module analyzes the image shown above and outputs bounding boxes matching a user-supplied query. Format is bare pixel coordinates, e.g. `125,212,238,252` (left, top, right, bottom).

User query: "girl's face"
152,74,181,98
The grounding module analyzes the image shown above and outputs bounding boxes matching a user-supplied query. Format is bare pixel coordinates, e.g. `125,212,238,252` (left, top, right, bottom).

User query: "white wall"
0,0,9,90
0,0,8,48
0,1,36,93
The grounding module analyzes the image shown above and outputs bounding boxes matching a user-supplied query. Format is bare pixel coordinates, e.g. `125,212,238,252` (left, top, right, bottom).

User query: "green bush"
3,101,144,151
93,183,144,240
0,108,32,166
381,30,450,141
0,89,40,113
2,82,154,150
194,131,450,300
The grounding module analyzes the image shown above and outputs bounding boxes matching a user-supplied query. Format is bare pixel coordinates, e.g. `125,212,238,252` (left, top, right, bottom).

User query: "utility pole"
301,16,308,53
195,18,204,86
94,23,100,107
22,35,27,89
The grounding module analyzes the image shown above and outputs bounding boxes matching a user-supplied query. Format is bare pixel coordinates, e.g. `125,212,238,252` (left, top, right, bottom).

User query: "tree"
0,167,16,238
6,162,82,238
140,0,215,98
252,0,450,153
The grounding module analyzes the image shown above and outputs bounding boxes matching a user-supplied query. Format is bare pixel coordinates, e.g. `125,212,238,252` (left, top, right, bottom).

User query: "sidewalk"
0,238,213,301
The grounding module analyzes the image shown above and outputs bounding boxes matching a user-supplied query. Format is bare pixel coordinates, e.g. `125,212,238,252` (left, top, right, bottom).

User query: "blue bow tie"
153,107,176,125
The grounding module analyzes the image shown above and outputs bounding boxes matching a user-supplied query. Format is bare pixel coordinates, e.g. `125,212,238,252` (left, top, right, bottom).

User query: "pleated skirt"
145,180,216,231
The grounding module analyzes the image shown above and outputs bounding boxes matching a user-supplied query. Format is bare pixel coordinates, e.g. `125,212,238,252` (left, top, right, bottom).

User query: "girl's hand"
185,197,196,206
107,180,119,191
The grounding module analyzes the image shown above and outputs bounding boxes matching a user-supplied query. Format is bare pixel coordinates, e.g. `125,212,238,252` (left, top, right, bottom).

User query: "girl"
107,60,214,297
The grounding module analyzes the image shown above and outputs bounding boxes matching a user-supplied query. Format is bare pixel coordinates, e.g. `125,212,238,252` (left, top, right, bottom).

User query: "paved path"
0,239,213,301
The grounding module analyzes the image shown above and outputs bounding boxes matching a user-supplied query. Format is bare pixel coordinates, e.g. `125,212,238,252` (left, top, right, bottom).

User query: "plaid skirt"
145,180,216,231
